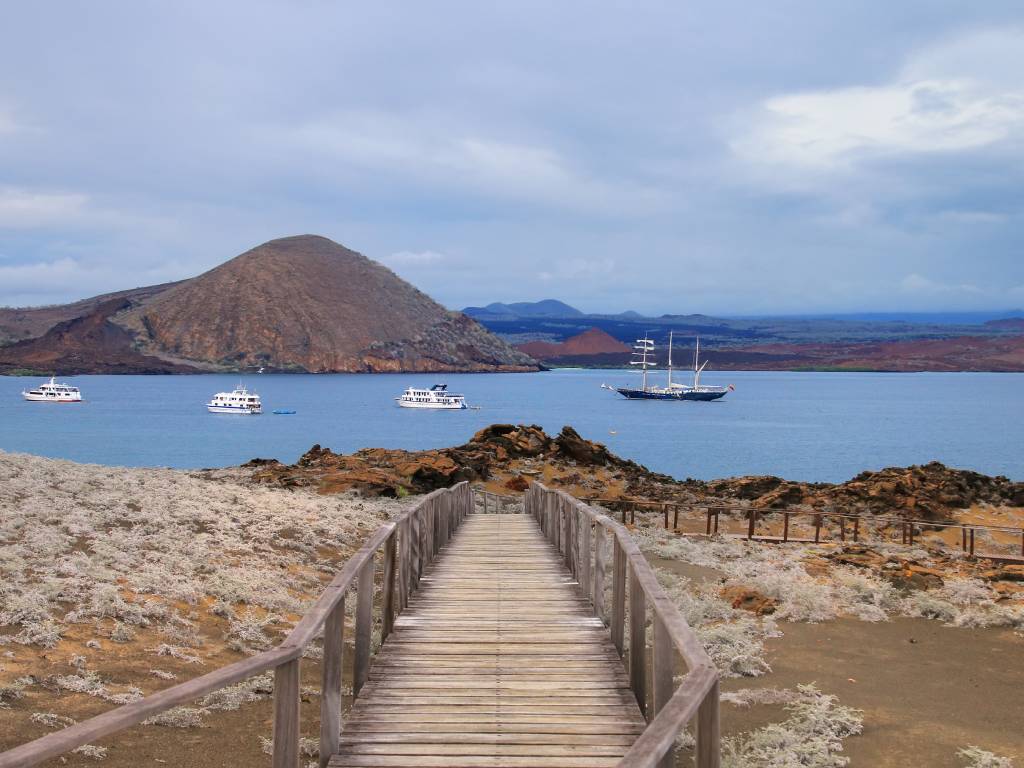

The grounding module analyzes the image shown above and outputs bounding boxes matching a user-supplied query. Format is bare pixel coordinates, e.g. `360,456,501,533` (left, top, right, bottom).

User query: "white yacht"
207,384,262,414
22,376,83,403
396,384,467,410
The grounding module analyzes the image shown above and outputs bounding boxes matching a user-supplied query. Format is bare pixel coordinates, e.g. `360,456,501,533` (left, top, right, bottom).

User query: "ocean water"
0,370,1021,482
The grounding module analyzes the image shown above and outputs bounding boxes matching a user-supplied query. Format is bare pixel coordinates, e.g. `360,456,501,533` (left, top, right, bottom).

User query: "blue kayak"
272,409,296,415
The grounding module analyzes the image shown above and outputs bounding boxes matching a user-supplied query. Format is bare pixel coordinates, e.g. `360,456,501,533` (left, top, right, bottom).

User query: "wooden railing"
0,482,472,768
474,486,523,514
527,483,721,768
586,497,1024,561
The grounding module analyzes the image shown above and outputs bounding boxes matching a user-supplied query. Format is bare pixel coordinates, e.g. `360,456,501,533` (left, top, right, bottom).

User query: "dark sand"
722,617,1024,766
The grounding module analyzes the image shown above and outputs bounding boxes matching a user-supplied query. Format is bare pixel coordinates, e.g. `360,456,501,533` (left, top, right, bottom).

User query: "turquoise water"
0,370,1020,482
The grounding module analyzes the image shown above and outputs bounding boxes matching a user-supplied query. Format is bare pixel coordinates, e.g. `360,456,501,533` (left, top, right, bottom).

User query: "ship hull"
615,388,727,402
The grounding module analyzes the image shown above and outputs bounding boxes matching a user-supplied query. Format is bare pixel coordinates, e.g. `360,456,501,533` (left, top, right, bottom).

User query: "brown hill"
0,235,539,374
518,327,630,362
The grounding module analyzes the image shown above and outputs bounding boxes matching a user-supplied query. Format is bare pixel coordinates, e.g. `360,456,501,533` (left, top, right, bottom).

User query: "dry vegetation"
629,524,1024,766
0,450,409,762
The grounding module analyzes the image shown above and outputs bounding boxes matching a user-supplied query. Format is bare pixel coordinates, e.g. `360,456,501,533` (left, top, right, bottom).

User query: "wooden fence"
0,482,472,768
528,483,721,768
587,497,1024,561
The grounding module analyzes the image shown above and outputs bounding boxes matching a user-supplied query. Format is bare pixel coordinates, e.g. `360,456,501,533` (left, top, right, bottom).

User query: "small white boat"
396,384,467,410
22,376,82,403
207,384,262,414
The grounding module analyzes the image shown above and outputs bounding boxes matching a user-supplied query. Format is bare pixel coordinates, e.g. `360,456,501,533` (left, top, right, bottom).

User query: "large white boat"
396,384,467,410
207,385,262,414
22,376,83,403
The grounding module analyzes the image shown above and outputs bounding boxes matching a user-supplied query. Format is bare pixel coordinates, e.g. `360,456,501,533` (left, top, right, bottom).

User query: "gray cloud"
1,2,1022,314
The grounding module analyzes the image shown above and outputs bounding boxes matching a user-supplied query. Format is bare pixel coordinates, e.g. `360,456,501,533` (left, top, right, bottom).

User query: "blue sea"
0,370,1020,482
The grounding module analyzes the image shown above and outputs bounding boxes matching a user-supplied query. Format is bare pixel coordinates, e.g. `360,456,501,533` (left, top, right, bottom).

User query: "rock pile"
250,424,642,497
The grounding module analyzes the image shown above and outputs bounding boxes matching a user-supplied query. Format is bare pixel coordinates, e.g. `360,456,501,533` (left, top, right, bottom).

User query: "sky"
1,2,1023,315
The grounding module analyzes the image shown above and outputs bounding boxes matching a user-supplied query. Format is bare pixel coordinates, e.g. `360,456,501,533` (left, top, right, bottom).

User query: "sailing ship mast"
630,334,656,392
693,335,708,389
667,331,674,388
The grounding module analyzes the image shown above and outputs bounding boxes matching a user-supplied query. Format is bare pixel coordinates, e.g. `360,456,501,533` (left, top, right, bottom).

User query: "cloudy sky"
1,2,1023,314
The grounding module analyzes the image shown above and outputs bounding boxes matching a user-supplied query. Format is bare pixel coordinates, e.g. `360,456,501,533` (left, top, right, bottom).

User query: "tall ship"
396,384,467,410
602,333,732,401
207,384,262,414
22,376,83,403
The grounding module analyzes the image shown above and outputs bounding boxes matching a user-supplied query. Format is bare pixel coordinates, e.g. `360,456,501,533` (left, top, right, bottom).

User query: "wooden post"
381,532,397,641
901,522,907,545
1020,529,1023,557
593,524,607,621
853,517,860,542
318,597,345,767
630,505,636,525
652,614,674,768
714,510,720,534
628,561,647,718
839,517,846,542
611,537,626,657
673,505,680,531
352,556,374,698
814,515,822,543
961,526,967,552
782,512,790,543
908,522,915,546
663,504,669,530
747,510,756,540
272,658,300,768
580,513,592,604
696,678,721,768
705,508,712,536
969,528,975,557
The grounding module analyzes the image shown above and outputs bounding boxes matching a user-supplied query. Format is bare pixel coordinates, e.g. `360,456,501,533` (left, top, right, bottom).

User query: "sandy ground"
750,617,1024,767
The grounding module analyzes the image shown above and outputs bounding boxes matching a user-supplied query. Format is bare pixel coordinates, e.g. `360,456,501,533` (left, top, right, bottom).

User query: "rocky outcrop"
251,424,642,496
692,462,1024,520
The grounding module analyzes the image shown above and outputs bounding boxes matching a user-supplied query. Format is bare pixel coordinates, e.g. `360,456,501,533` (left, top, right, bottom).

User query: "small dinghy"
272,409,296,415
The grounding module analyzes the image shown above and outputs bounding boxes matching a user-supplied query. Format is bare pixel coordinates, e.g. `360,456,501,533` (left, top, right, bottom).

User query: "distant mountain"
0,235,539,374
463,299,583,319
517,328,630,361
985,317,1024,331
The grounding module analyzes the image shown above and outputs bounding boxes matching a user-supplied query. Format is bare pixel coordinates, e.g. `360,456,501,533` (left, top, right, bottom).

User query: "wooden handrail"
527,483,720,768
0,482,473,768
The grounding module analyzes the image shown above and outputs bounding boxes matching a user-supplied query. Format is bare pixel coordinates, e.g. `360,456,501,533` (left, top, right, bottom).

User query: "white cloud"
731,29,1024,170
0,187,89,228
899,272,984,296
293,111,662,214
385,250,447,265
538,257,615,282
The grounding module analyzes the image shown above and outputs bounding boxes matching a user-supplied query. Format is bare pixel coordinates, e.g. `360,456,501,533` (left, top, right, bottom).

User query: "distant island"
464,300,1024,372
0,236,539,375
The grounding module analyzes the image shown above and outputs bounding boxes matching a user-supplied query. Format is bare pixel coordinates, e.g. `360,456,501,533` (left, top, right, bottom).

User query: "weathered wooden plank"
273,657,301,768
353,555,375,698
319,597,346,768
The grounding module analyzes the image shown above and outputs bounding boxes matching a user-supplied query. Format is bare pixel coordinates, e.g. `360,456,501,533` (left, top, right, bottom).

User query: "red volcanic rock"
518,328,630,360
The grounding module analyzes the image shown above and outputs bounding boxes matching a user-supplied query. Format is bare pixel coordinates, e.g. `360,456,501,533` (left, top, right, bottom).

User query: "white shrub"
959,746,1015,768
722,685,863,768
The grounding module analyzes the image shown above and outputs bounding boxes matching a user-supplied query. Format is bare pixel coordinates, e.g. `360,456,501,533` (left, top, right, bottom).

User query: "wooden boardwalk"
330,514,646,768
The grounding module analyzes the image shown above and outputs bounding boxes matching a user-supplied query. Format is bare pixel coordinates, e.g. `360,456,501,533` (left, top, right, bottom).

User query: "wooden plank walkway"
330,514,646,768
